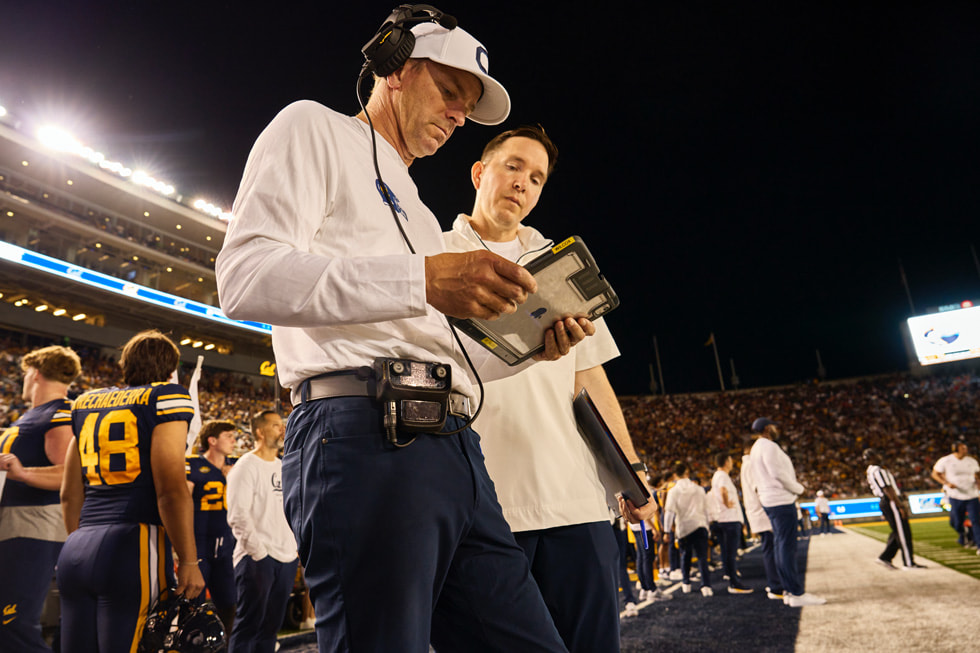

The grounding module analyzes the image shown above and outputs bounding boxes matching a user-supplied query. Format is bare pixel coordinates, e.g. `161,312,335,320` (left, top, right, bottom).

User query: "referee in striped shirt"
864,448,925,570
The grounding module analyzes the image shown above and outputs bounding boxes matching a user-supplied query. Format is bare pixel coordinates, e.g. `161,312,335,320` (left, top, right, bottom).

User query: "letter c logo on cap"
475,46,489,74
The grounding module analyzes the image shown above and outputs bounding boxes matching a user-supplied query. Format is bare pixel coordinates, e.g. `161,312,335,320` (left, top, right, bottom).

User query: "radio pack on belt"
450,236,619,365
373,357,452,443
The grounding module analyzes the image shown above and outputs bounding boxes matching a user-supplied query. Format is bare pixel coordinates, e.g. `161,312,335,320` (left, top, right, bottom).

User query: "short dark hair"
674,462,688,478
21,346,81,385
120,330,180,387
199,420,237,452
953,441,968,452
715,452,732,469
481,124,558,177
251,410,279,434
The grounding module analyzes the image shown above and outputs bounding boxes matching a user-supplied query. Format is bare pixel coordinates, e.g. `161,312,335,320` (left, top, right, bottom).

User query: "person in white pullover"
747,418,826,607
740,437,783,600
226,410,299,652
664,463,714,596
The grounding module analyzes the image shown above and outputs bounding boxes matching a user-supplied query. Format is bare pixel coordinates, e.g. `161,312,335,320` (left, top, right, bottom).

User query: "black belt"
292,371,472,418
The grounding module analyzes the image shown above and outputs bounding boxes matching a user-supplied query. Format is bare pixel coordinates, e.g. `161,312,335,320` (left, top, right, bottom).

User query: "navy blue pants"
57,523,174,653
763,503,804,596
611,522,636,604
228,554,298,653
630,527,655,592
949,497,980,548
514,522,619,653
717,521,741,586
679,527,710,588
0,537,61,653
757,530,782,594
196,534,236,612
282,398,566,653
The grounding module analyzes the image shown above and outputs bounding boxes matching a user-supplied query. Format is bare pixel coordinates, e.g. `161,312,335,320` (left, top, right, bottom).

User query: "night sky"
2,1,978,394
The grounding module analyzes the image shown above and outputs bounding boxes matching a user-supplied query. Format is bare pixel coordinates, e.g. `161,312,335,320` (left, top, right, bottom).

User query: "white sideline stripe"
795,528,980,652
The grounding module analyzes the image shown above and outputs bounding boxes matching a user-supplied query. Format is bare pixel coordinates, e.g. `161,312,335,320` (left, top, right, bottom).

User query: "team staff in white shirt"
215,8,591,652
931,441,980,553
226,411,298,653
711,453,752,594
747,418,826,607
664,463,714,596
740,438,783,600
443,125,656,652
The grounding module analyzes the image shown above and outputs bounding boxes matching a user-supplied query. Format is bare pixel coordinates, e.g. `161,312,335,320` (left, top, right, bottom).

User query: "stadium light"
192,340,203,348
53,308,66,316
180,337,192,345
204,343,215,351
72,313,86,321
35,304,48,312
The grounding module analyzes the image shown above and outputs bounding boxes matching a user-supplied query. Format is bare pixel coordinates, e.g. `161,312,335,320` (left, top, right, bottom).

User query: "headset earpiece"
362,4,456,77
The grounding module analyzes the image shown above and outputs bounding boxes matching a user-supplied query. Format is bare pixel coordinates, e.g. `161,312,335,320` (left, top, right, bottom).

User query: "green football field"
849,516,980,580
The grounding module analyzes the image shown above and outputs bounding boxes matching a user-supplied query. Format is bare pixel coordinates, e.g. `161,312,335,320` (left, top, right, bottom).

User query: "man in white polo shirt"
931,441,980,552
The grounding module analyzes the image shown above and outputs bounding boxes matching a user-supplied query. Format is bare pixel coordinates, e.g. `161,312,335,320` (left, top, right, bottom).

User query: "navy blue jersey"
0,398,73,507
185,454,237,538
70,383,194,527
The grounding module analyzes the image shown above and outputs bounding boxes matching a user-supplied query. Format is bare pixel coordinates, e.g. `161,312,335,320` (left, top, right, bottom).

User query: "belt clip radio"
373,358,452,443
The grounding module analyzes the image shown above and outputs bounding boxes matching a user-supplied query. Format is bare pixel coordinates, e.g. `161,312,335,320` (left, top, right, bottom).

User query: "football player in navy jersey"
58,330,205,652
0,345,81,653
186,419,239,631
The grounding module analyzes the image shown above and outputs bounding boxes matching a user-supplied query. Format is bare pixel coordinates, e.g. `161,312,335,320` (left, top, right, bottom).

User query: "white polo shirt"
933,453,980,501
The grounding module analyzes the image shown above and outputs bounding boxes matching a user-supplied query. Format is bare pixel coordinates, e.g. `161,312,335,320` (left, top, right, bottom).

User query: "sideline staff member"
215,7,591,652
444,125,656,651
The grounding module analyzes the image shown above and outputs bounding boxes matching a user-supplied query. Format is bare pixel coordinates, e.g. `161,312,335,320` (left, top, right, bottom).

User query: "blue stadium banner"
0,240,271,334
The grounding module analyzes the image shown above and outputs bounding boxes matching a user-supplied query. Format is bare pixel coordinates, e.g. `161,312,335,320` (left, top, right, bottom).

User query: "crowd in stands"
621,373,980,497
3,327,977,496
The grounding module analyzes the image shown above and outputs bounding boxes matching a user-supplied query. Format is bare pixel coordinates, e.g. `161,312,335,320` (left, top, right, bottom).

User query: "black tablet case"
573,388,649,508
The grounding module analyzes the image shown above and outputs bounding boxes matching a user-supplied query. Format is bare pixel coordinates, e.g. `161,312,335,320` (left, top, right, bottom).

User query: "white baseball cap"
410,23,510,125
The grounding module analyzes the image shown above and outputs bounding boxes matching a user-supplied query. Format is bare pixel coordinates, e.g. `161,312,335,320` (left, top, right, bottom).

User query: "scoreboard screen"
907,305,980,366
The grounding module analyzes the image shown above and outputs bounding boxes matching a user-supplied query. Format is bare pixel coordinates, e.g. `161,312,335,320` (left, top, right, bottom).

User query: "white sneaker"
624,602,638,617
788,592,827,607
681,583,692,593
649,588,674,601
766,590,784,600
874,558,897,570
669,569,684,581
782,593,793,605
701,586,713,597
300,617,315,629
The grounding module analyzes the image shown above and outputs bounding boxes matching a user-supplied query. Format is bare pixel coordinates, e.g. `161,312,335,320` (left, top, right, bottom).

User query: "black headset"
361,4,458,77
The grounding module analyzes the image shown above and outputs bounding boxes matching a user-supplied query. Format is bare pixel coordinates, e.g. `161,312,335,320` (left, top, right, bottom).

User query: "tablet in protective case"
450,236,619,365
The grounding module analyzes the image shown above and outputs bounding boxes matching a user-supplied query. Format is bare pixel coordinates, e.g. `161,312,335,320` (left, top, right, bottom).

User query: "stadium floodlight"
35,304,48,312
192,198,234,221
192,340,203,348
180,337,192,345
72,313,86,321
37,126,81,153
53,308,67,316
204,343,215,351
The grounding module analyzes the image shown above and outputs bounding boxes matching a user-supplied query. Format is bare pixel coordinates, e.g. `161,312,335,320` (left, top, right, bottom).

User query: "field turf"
849,516,980,580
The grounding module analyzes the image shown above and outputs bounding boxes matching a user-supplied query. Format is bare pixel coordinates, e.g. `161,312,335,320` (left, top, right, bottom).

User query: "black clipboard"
450,236,619,365
573,388,649,508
